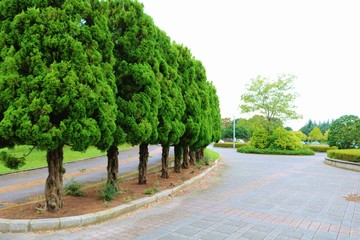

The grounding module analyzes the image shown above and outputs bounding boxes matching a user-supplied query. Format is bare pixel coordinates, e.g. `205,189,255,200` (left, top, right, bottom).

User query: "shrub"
327,149,360,162
237,145,315,155
99,183,118,201
269,128,303,150
64,178,85,197
249,126,269,149
213,142,246,148
305,145,337,152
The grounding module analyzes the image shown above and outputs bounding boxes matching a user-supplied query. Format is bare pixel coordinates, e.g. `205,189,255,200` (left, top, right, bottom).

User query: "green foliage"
64,178,85,197
327,149,360,163
240,74,301,124
293,131,307,141
0,151,25,169
237,145,315,155
249,126,269,149
328,115,360,149
213,142,247,148
99,182,118,201
308,127,323,142
305,145,337,152
269,128,303,150
300,119,331,136
0,0,117,152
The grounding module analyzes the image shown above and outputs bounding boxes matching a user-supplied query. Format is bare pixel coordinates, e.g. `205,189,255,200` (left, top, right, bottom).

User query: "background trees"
328,115,360,149
240,74,301,126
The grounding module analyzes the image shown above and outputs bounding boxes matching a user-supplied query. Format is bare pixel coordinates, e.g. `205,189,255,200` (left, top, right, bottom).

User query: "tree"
293,131,307,141
154,30,186,178
328,115,360,149
108,0,161,184
0,0,117,211
308,127,323,142
240,74,302,126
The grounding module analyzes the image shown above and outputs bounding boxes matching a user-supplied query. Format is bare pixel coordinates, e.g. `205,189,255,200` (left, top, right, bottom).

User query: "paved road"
0,145,164,205
1,147,360,239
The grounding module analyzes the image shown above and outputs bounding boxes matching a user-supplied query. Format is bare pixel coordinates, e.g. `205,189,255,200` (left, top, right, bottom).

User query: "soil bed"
0,164,210,219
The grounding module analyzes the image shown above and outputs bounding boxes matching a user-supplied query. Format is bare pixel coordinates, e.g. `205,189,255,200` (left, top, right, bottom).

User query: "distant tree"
300,119,315,136
293,131,307,141
328,115,360,149
240,74,302,127
221,118,232,129
308,127,323,142
323,129,330,141
0,0,117,211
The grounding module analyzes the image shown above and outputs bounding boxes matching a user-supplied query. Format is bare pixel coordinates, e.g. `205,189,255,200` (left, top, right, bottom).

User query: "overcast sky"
139,0,360,130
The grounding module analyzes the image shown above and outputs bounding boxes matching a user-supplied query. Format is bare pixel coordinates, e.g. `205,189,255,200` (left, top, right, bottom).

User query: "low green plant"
327,149,360,162
99,183,118,201
213,142,246,148
144,188,156,195
64,178,86,197
237,146,315,155
305,145,337,152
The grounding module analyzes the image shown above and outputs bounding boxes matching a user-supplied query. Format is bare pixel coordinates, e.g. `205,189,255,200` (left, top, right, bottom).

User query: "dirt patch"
0,164,214,219
344,194,360,202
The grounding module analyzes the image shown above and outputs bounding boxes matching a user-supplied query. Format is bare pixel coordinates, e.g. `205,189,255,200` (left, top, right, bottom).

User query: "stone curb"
0,158,220,233
324,157,360,172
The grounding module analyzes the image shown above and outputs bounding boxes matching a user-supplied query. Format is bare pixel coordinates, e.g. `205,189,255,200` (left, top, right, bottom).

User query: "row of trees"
0,0,221,212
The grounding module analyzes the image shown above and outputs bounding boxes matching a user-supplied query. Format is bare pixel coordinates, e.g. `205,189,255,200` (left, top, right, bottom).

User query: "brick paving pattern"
1,148,359,239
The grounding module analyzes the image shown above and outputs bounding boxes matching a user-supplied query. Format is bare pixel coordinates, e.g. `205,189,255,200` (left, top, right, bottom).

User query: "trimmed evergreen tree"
107,0,161,184
0,0,117,211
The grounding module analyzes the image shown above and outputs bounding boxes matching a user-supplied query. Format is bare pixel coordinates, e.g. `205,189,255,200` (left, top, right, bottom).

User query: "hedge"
304,145,337,152
214,142,247,148
237,146,315,155
327,149,360,163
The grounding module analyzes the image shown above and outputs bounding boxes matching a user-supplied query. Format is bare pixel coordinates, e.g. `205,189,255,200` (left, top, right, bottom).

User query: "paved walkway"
1,148,360,239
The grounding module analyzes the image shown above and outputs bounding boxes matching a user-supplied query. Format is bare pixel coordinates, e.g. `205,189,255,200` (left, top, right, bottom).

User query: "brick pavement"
1,148,359,240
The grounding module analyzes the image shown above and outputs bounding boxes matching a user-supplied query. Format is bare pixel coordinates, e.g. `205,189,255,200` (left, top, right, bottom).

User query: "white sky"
139,0,360,130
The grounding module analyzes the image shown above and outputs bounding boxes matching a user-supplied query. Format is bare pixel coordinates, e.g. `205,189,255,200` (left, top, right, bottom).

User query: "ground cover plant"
327,149,360,163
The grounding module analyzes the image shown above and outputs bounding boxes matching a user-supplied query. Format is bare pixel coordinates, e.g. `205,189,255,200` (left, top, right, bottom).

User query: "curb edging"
324,157,360,172
0,158,220,233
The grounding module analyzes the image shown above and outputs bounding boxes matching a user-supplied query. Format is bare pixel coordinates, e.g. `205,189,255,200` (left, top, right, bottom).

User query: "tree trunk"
138,143,148,184
196,148,204,165
107,145,119,189
161,145,169,179
45,147,64,212
174,144,182,173
189,150,196,166
182,146,189,169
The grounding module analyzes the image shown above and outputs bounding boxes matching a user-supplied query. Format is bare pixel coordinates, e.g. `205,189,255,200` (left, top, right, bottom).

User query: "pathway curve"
1,148,360,240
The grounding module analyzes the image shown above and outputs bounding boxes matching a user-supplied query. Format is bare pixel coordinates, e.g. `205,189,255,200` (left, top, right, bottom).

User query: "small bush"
99,183,118,201
64,178,85,197
144,188,156,195
269,128,303,150
327,149,360,162
305,145,337,152
237,146,315,155
213,142,246,148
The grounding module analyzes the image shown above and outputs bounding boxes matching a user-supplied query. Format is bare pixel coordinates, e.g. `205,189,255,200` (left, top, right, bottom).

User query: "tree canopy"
328,115,360,149
240,74,301,125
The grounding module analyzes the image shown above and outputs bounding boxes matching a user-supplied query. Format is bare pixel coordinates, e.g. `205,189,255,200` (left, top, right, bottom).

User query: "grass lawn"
0,144,132,174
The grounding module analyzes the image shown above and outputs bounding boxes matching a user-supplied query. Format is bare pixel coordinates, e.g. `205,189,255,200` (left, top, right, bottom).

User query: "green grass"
0,144,132,174
204,148,221,162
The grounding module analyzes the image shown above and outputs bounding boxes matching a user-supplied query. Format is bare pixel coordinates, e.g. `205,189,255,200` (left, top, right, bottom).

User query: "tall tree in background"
240,74,302,128
108,0,161,184
0,0,117,211
308,127,323,142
